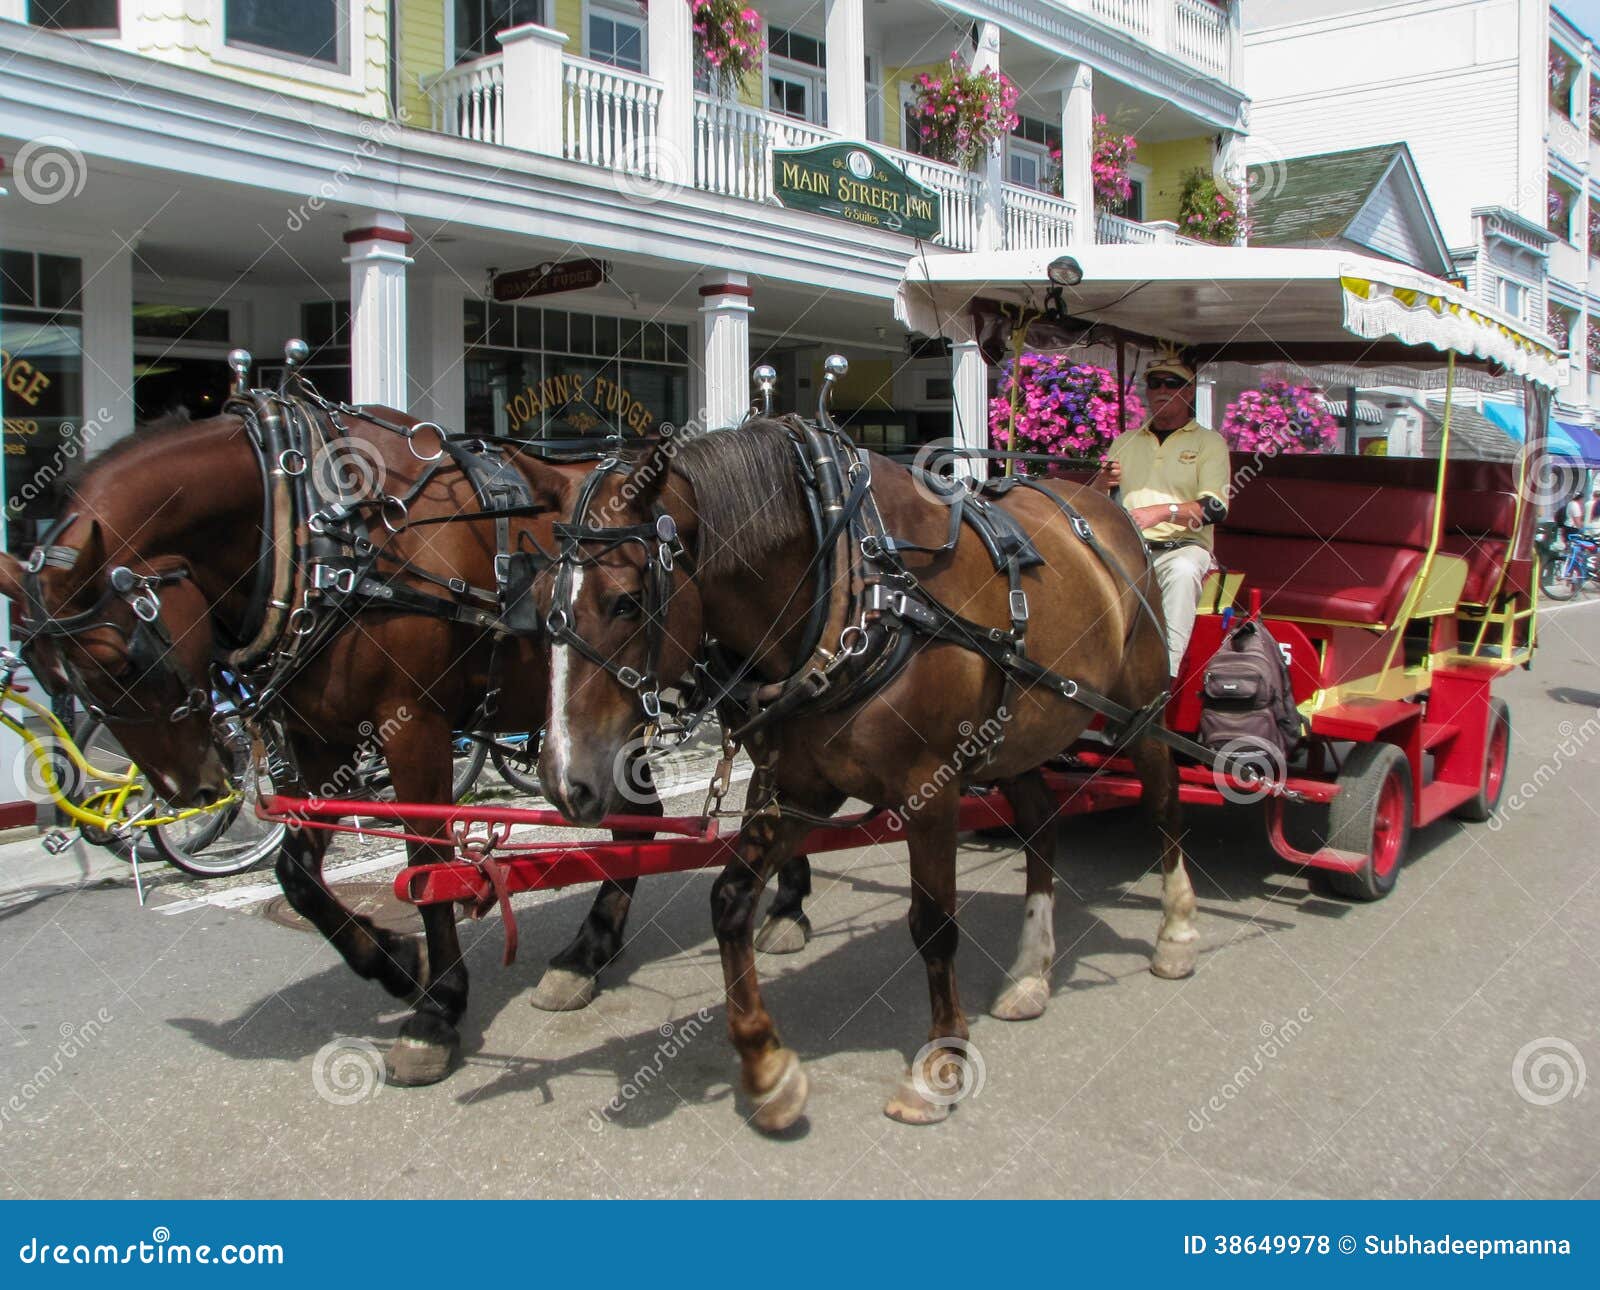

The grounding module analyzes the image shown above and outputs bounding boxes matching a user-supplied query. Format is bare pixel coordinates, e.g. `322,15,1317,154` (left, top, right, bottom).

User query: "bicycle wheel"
71,716,228,861
452,736,488,800
490,732,543,796
1541,554,1577,601
150,731,285,878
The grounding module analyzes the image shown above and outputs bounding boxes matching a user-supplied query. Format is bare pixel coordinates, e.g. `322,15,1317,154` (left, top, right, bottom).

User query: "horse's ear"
0,552,23,603
628,431,678,510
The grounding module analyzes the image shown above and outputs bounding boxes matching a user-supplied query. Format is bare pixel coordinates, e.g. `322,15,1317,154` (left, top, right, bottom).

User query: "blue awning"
1482,403,1600,464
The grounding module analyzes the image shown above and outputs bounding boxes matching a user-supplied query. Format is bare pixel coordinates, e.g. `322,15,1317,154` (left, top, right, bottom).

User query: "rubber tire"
1453,698,1511,823
1540,552,1577,601
452,737,488,800
1323,742,1412,902
491,733,543,795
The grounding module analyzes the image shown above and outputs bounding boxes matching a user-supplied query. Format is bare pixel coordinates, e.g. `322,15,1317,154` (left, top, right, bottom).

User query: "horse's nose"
563,778,604,825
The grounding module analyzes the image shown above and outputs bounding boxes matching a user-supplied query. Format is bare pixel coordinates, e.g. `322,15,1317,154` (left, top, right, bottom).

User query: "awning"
1481,402,1600,464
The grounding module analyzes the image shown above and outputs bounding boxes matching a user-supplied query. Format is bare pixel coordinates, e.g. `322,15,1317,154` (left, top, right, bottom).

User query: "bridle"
544,458,686,727
18,515,212,726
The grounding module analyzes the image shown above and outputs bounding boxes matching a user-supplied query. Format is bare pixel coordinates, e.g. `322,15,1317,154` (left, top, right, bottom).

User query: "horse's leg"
531,758,664,1011
885,792,970,1125
1130,734,1200,979
380,704,471,1086
754,855,812,954
711,778,838,1134
990,769,1060,1021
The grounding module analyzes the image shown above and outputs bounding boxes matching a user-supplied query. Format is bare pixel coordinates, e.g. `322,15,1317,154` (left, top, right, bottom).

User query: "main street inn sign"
772,143,942,242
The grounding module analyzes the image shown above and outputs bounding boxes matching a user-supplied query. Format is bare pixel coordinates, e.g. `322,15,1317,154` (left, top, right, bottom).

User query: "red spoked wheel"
1453,698,1510,824
1324,742,1413,902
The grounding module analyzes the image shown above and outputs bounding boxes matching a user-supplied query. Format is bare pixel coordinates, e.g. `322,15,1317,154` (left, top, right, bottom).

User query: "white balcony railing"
1002,183,1076,250
1096,211,1163,244
890,150,984,251
563,58,664,177
1174,0,1229,78
427,54,504,145
694,95,833,201
1088,0,1153,40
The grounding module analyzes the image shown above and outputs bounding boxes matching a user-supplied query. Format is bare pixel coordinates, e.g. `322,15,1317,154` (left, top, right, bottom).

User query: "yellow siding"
554,0,584,48
811,357,895,410
398,1,446,127
879,63,941,154
1139,135,1215,223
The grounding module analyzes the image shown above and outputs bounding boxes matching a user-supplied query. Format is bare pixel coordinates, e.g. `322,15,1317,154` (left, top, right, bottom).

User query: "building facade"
1243,0,1592,424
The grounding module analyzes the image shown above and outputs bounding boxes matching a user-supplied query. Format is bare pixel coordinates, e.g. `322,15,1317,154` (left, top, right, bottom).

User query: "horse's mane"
667,419,811,577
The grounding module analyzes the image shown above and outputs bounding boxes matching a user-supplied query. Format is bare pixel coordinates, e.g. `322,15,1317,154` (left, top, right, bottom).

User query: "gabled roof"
1246,143,1454,278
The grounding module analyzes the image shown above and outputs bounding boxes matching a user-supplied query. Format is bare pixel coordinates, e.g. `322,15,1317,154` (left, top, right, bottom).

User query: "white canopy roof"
895,245,1562,390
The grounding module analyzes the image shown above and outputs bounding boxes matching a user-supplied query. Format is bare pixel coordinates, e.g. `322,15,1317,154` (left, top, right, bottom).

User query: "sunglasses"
1146,374,1190,390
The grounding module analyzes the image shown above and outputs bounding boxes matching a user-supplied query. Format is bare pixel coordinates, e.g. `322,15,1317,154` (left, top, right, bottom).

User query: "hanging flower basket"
988,355,1145,470
1591,79,1600,139
909,54,1020,170
691,0,763,96
1589,206,1600,259
1092,115,1138,211
1549,185,1571,239
1589,326,1600,373
1221,380,1339,455
1551,47,1577,115
1177,168,1244,244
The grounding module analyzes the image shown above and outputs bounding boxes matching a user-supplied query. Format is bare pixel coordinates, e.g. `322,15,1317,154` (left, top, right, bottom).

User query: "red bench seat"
1441,490,1517,605
1214,477,1437,625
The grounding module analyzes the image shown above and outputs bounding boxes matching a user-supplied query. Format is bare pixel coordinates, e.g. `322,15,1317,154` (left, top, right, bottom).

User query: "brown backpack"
1197,618,1305,762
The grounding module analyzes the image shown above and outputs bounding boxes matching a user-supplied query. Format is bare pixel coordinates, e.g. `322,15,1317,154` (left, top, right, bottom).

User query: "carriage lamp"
1047,255,1084,288
227,349,252,395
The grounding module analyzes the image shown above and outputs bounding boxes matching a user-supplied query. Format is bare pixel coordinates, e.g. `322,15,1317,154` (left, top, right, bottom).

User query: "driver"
1093,350,1230,679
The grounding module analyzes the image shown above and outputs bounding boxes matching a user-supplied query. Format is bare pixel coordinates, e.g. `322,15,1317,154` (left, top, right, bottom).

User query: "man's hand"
1094,458,1121,494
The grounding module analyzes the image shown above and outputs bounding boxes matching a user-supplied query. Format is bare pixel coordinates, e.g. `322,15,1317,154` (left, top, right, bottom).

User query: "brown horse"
0,408,663,1084
533,420,1201,1129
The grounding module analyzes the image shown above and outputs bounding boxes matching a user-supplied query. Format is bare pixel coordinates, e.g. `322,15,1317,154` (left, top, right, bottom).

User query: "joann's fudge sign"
772,144,942,242
492,259,609,302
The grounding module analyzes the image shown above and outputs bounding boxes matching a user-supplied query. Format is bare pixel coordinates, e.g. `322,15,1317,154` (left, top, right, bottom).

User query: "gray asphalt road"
2,605,1597,1199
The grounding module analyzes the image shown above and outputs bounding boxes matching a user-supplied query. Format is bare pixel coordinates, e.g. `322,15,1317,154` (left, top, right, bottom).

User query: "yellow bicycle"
1,648,281,878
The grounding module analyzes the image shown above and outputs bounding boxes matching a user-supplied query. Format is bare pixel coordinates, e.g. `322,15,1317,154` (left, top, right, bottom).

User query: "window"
1501,280,1528,321
455,0,546,63
865,55,883,143
588,4,645,72
28,0,118,30
1007,116,1061,192
226,0,343,67
767,24,826,125
132,304,231,345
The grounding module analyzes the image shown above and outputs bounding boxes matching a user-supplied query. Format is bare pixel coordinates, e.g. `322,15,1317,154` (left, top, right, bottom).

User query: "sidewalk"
0,826,130,903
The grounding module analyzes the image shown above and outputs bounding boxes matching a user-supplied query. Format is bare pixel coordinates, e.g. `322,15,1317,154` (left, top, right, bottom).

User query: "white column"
648,0,695,182
343,213,412,408
950,325,987,479
973,21,1005,251
78,242,133,457
1060,62,1094,246
825,0,867,139
0,2,26,22
699,273,753,432
499,23,569,157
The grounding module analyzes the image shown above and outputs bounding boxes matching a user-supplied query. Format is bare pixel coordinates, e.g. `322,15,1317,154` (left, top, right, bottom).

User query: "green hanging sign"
772,143,943,242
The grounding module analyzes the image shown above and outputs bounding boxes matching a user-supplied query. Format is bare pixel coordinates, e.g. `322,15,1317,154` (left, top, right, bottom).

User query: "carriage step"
1420,722,1459,751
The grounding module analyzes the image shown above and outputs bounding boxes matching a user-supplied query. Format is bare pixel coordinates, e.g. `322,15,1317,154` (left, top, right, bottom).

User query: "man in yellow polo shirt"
1094,351,1230,678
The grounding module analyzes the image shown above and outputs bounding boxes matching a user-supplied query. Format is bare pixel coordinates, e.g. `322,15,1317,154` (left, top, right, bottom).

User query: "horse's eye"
610,593,644,621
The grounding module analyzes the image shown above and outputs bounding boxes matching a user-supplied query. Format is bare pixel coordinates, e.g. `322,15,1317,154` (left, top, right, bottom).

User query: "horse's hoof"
990,976,1050,1021
530,966,597,1012
383,1023,460,1087
884,1071,951,1126
746,1048,808,1134
754,914,810,955
1150,937,1198,980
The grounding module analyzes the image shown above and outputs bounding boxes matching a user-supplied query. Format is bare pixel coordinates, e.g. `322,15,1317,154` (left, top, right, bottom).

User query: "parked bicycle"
1538,523,1600,601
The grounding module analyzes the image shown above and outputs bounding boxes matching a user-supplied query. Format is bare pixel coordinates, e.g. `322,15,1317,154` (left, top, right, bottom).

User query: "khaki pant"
1150,543,1213,676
